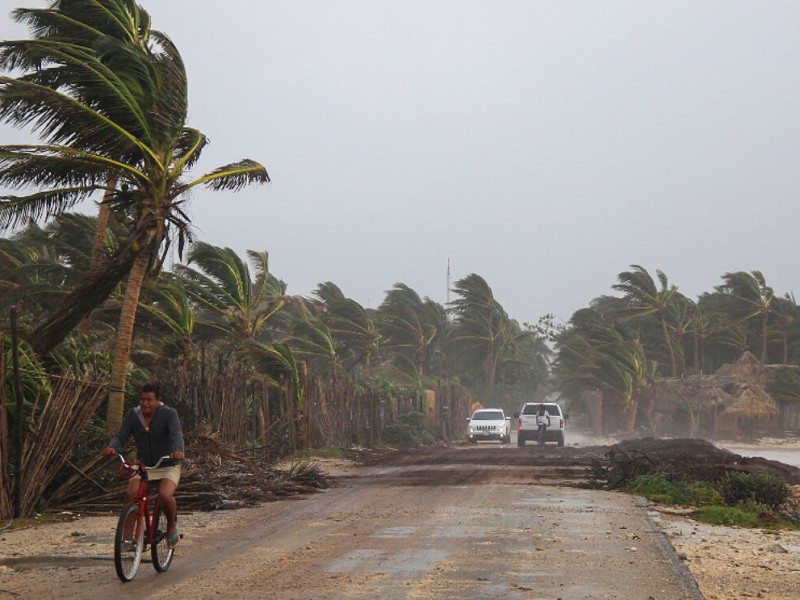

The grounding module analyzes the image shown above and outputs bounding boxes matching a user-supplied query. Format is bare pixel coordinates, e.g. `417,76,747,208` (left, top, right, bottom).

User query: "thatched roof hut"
644,352,778,435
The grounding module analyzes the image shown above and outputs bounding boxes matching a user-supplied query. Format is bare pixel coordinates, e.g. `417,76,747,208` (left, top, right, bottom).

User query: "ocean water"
721,447,800,469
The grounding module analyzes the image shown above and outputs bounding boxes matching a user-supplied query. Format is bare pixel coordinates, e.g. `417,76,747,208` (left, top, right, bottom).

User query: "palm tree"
176,243,292,350
613,265,682,377
555,306,653,433
0,1,269,429
770,293,798,364
377,283,446,386
449,274,512,397
313,282,381,377
717,271,774,363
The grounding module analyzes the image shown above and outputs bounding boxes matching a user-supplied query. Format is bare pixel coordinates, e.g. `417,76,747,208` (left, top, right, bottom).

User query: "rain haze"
2,0,799,326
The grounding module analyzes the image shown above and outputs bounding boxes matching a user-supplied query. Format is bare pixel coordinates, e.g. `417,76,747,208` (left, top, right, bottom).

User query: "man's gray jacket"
109,404,185,467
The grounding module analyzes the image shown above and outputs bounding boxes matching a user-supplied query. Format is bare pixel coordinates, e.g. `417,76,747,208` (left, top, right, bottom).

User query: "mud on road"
1,441,710,600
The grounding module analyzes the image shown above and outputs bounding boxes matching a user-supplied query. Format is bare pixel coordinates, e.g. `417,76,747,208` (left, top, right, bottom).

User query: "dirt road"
1,443,703,600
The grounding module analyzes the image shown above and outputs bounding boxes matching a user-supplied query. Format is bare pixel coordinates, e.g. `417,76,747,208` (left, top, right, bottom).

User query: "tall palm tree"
770,293,797,364
613,265,682,377
377,283,446,386
717,271,774,363
176,243,291,350
449,274,512,396
555,306,653,433
0,1,269,429
313,282,381,377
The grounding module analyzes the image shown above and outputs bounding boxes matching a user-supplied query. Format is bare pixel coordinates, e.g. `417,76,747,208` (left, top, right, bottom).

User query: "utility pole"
446,258,450,305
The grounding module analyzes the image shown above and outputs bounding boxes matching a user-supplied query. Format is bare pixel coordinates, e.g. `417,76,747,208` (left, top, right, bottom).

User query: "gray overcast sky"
2,1,800,326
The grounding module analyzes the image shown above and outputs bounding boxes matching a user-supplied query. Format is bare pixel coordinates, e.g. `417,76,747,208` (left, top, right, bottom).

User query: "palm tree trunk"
29,244,139,359
661,317,677,377
106,249,151,433
80,180,116,334
761,315,768,363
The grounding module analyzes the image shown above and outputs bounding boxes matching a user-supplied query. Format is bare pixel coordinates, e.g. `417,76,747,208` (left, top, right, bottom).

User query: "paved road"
1,447,704,599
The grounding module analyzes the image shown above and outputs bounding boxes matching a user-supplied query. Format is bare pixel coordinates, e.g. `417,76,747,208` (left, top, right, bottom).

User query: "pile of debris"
49,427,333,513
607,437,800,485
177,427,333,511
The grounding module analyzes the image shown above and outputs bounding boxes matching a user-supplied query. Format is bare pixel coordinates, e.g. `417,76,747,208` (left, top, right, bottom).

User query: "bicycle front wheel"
151,504,175,572
114,503,144,582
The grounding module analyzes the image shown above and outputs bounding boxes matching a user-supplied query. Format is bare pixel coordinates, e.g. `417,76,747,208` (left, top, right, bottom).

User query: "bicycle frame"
114,454,176,582
118,455,166,547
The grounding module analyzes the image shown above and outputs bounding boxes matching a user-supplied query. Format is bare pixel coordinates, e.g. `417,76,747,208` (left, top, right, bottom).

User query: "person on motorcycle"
535,404,551,444
535,404,551,427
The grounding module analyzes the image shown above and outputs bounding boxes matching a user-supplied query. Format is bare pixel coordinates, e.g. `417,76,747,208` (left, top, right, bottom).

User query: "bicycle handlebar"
115,453,174,478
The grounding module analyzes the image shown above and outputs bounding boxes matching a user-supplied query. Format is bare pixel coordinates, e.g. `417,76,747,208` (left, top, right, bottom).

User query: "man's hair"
140,382,161,398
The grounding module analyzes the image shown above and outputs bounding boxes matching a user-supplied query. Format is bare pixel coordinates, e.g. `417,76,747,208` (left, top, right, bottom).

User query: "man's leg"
158,478,179,541
124,478,139,503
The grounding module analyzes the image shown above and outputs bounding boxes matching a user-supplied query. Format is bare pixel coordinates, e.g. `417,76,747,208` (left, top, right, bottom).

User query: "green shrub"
384,412,436,447
623,473,723,506
694,505,764,527
720,471,789,509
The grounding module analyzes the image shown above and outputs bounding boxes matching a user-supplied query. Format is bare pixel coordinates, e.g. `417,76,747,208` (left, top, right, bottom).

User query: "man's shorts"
135,464,181,486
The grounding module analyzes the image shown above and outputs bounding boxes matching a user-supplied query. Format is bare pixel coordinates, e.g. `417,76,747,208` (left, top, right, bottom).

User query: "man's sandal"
167,531,180,549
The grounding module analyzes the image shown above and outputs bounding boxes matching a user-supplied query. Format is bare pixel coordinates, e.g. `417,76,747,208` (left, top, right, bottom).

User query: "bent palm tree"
613,265,682,377
0,1,269,429
717,271,774,363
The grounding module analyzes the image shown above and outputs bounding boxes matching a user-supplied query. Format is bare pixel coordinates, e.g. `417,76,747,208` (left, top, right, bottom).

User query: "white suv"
515,402,567,446
466,408,511,444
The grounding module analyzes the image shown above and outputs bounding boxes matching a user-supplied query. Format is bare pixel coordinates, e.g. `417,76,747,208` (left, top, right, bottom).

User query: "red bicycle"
113,454,180,582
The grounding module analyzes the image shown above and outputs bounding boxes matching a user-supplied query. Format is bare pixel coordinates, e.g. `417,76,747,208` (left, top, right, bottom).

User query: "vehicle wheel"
558,433,565,447
503,435,511,444
151,504,175,572
114,502,144,582
517,436,525,447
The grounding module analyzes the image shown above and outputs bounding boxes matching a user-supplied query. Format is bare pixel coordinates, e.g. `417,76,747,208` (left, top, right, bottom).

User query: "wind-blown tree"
313,282,381,377
449,274,520,398
176,243,292,352
0,1,269,429
771,293,799,364
136,276,196,365
612,265,682,377
555,303,654,433
716,271,774,363
377,283,447,387
284,308,342,377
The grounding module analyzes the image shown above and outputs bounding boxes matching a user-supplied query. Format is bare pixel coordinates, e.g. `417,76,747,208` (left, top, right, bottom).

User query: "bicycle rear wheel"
114,503,144,582
151,504,175,572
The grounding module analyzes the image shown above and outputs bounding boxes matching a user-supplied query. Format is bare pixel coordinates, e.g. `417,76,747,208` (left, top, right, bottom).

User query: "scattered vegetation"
590,447,799,530
383,412,436,447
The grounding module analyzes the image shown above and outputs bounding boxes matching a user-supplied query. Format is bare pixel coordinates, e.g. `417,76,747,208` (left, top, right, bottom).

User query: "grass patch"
624,473,723,506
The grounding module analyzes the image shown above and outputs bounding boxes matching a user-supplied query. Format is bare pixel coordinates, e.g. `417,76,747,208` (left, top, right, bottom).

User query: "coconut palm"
612,265,682,377
449,274,515,397
377,283,446,386
770,293,798,364
313,282,381,377
717,271,774,363
555,306,653,433
175,243,291,350
0,1,269,428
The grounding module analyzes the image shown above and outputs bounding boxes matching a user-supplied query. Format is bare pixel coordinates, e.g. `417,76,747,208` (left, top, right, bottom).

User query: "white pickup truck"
466,408,511,444
515,402,567,446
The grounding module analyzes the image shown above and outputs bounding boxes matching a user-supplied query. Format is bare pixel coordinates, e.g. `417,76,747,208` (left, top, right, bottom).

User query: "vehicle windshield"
522,404,560,416
472,411,504,420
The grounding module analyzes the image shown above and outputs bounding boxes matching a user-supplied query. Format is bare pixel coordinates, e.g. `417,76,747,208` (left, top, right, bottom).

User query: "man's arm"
101,411,133,456
167,408,185,461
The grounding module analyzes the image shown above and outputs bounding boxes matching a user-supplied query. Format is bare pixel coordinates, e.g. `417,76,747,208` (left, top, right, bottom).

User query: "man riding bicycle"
102,383,185,548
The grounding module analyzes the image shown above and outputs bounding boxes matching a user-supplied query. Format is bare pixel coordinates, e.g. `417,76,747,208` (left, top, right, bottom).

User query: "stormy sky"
2,1,799,326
